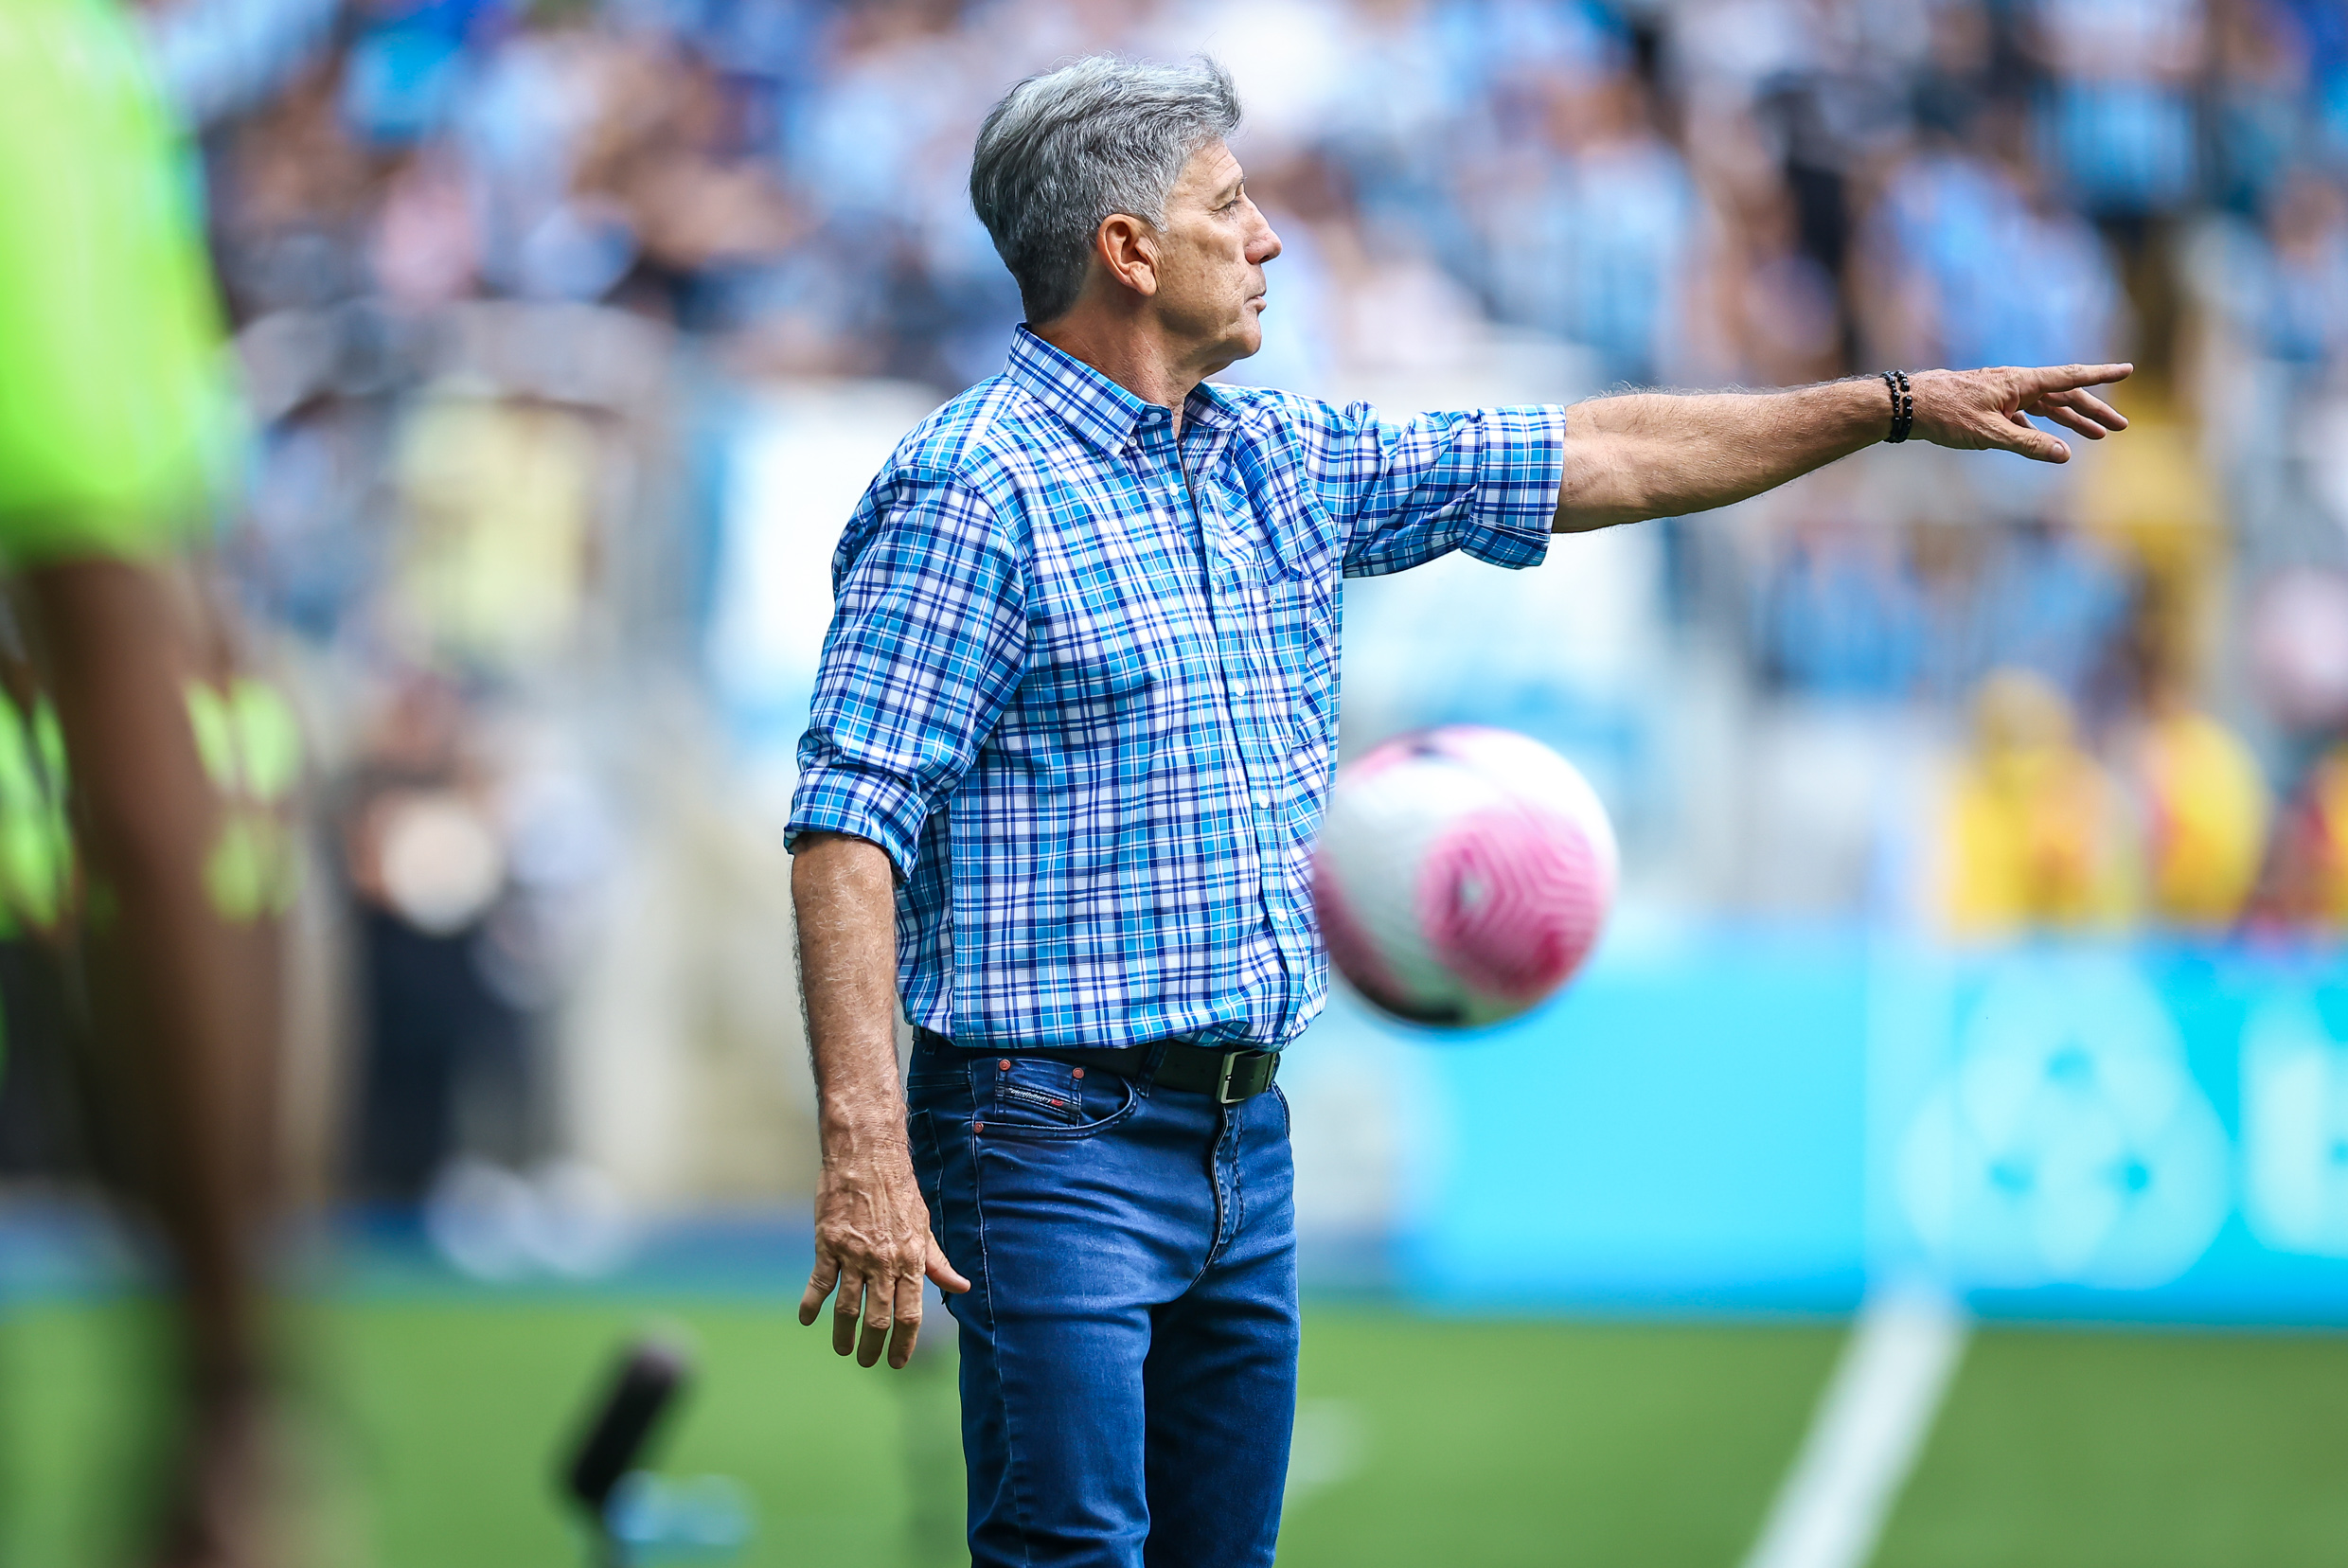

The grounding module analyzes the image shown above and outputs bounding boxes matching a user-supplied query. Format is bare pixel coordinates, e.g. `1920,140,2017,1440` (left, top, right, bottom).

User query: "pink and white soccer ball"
1313,725,1618,1028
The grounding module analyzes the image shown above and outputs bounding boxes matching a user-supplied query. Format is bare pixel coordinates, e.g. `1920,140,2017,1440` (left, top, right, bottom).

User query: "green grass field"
7,1297,2348,1567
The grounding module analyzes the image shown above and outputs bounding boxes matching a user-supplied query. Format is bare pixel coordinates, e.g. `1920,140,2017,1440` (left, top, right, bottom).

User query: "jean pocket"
979,1055,1136,1140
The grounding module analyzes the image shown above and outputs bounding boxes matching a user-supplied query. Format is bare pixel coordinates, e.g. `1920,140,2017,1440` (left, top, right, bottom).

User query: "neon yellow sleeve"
0,0,240,562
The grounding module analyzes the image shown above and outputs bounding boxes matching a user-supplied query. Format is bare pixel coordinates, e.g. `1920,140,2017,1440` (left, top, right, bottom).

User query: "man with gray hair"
786,53,2127,1567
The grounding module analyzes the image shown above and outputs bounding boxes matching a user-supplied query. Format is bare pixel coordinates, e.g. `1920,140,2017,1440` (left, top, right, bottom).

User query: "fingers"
813,1253,945,1368
2038,402,2111,440
833,1270,866,1357
1909,365,2122,462
857,1261,897,1367
1991,415,2071,464
799,1252,841,1327
2039,385,2126,431
886,1271,926,1369
2021,361,2132,395
927,1237,972,1295
805,1150,951,1369
886,1233,971,1369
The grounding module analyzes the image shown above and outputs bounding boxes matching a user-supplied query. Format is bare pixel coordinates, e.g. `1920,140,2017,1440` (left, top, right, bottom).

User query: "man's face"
1149,141,1283,372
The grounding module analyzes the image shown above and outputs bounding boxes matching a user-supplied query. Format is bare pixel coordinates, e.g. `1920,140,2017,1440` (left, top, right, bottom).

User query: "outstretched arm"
1553,363,2133,533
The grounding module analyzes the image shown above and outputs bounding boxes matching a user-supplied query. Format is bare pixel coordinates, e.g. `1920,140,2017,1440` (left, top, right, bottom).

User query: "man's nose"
1247,203,1282,264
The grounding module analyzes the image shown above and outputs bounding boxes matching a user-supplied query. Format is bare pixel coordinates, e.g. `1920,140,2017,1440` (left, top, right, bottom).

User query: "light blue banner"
1291,929,2348,1322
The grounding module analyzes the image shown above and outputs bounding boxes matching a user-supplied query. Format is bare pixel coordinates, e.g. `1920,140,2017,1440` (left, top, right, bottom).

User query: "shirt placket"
1130,413,1264,930
1183,428,1303,1029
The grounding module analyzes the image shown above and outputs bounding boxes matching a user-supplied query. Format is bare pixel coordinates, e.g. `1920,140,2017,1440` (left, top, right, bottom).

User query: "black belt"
915,1027,1279,1104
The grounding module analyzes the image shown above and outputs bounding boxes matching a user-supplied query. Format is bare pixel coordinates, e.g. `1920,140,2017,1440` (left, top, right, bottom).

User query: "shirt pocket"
1214,461,1332,583
1215,508,1330,651
1263,570,1338,757
1201,476,1338,761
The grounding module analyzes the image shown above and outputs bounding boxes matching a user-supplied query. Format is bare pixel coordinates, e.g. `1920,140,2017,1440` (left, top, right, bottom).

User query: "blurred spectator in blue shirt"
2256,170,2348,368
1761,519,1927,699
2190,165,2348,401
1473,66,1697,383
1867,117,2124,376
2208,0,2311,216
2028,0,2205,220
1967,517,2134,708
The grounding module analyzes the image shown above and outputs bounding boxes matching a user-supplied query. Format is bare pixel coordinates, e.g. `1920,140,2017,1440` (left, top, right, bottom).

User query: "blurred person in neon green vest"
0,0,303,1560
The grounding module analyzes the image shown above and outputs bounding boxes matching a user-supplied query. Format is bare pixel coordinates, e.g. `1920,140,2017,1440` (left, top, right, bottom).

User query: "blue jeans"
905,1041,1299,1567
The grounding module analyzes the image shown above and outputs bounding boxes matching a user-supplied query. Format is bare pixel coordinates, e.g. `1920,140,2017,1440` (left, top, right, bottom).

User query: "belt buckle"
1214,1048,1275,1105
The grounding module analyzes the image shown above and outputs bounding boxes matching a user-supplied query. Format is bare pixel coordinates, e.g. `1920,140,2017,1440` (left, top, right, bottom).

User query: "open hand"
798,1125,970,1368
1910,362,2132,464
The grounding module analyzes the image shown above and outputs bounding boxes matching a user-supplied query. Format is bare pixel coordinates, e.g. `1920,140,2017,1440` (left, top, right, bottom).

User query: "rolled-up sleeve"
787,470,1028,880
1296,402,1568,578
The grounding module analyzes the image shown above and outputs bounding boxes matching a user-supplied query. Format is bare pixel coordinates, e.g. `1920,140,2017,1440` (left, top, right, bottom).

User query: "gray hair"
969,56,1242,325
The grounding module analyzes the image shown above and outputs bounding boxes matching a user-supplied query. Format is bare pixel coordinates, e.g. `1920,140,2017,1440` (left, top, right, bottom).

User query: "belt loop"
1137,1040,1170,1099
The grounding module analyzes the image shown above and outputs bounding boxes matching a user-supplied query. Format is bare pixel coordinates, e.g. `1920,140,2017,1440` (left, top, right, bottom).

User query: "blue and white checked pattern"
789,328,1566,1051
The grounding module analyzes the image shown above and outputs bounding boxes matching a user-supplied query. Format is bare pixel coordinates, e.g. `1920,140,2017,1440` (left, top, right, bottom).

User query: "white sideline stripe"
1737,1289,1970,1568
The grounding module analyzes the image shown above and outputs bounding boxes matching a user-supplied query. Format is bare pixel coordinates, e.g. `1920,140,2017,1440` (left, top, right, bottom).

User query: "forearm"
1554,378,1886,532
791,831,906,1150
22,558,276,1390
790,828,968,1362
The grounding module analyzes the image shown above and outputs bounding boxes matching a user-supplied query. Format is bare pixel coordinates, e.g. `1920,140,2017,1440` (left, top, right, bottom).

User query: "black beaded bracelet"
1882,369,1914,443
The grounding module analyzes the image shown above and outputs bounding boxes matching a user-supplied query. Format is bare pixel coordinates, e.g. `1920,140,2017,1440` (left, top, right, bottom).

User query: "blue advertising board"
1290,929,2348,1323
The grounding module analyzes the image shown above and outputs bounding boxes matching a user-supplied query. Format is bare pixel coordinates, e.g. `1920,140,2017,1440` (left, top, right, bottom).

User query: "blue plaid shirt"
788,328,1566,1051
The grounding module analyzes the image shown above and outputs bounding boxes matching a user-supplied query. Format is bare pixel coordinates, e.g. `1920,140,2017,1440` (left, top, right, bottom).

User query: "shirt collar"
1006,326,1239,454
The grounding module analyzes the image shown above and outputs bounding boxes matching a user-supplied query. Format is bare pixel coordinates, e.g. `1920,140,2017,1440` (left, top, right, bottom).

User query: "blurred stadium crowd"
6,0,2348,1218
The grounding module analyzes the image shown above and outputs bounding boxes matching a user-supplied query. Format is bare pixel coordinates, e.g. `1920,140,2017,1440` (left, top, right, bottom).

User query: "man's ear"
1094,212,1160,300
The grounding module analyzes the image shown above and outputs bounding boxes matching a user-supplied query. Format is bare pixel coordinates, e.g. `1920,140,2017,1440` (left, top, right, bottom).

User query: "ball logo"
1315,725,1616,1028
1897,959,2229,1289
